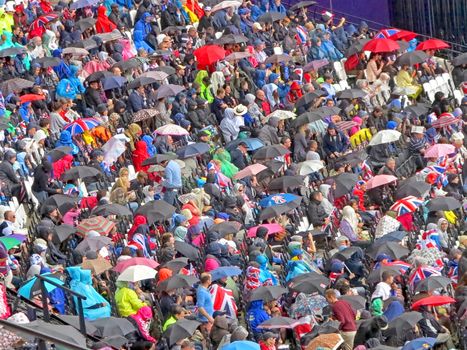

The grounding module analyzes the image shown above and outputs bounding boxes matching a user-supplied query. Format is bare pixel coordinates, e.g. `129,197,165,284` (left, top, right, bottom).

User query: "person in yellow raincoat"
350,128,372,148
115,281,147,317
0,9,14,34
194,70,214,103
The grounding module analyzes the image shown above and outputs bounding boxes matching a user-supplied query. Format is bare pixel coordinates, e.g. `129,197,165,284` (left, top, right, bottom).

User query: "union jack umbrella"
63,118,101,135
336,120,357,132
375,28,400,39
431,113,459,128
29,13,59,33
408,266,442,291
389,195,423,216
209,283,237,317
382,260,411,274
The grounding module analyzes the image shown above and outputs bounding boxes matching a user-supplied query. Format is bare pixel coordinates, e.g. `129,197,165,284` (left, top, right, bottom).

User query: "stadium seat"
334,61,347,81
128,165,137,181
454,89,464,105
436,76,449,96
333,84,343,92
423,82,435,102
442,72,456,93
339,80,350,90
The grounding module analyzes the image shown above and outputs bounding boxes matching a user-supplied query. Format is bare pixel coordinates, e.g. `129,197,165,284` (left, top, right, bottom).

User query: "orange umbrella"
20,94,45,104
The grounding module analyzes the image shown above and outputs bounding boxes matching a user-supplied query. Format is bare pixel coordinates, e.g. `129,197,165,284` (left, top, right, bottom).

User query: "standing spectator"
325,289,357,350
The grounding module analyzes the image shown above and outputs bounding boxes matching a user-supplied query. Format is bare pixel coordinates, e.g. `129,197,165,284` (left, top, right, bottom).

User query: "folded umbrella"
226,138,264,151
91,317,136,337
81,257,113,275
247,223,284,238
157,274,199,291
253,145,290,160
415,276,452,293
411,295,456,310
46,146,73,162
258,316,302,329
41,194,78,216
333,173,359,197
363,38,400,53
336,88,367,100
416,38,450,51
174,241,200,260
76,216,115,237
424,144,456,158
54,224,76,243
76,236,112,254
426,197,461,211
114,257,159,273
210,266,242,281
163,319,201,346
91,203,133,217
234,164,268,180
136,200,176,224
268,175,304,191
18,273,64,299
249,285,287,302
287,272,329,294
258,12,285,22
117,265,157,282
339,295,366,311
155,123,189,136
369,130,401,146
176,143,210,159
401,337,437,350
394,51,428,66
365,174,398,190
164,257,189,272
367,242,409,260
264,54,292,65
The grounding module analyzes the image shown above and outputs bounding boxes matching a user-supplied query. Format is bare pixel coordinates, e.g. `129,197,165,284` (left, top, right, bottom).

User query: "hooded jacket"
258,117,280,146
247,300,270,335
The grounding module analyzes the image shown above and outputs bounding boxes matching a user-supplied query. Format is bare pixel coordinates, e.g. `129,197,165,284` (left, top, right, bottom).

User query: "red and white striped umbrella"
336,120,358,132
431,113,459,129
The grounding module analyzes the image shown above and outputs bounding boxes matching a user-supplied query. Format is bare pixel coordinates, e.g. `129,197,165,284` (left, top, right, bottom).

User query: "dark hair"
381,271,393,282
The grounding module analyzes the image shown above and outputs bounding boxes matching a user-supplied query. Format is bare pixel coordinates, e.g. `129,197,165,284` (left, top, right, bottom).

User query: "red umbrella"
20,94,45,104
114,257,160,273
389,30,417,42
194,45,226,69
365,174,398,190
411,295,456,310
336,120,358,132
416,38,450,51
363,38,400,53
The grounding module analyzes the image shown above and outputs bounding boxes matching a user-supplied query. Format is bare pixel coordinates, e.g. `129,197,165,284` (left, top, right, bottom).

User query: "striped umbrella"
389,195,423,216
76,216,115,237
431,113,459,129
64,118,101,135
29,13,59,33
336,120,358,132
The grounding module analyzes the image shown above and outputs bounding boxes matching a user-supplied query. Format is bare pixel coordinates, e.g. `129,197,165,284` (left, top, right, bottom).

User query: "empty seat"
454,89,463,105
333,83,343,92
423,82,435,102
436,76,449,96
442,72,455,92
339,80,350,90
334,61,347,81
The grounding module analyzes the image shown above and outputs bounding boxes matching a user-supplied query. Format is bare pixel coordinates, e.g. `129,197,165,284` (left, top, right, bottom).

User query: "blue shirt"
163,160,182,189
196,285,213,322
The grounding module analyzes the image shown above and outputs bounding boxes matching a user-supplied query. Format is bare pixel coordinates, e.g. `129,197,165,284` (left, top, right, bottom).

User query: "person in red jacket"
259,332,278,350
95,6,117,33
132,141,150,173
326,289,357,350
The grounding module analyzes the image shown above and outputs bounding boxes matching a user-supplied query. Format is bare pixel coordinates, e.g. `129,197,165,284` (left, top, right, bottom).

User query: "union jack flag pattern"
209,284,238,318
408,266,442,291
375,28,400,39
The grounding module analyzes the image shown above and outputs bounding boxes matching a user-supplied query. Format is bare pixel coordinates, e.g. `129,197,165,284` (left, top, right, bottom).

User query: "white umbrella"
117,265,157,282
368,130,401,146
211,0,242,12
267,110,296,120
298,160,324,175
155,124,189,136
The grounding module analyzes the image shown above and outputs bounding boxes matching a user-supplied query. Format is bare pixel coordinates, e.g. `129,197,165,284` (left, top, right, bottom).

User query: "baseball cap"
204,6,211,11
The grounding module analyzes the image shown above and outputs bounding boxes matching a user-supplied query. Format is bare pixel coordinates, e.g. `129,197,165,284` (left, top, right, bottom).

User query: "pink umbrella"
155,124,189,136
233,164,268,180
365,174,398,190
431,113,459,129
113,257,160,273
248,223,284,238
424,144,456,158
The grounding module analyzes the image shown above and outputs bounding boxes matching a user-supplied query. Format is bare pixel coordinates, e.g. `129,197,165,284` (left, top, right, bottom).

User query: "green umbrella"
0,236,22,250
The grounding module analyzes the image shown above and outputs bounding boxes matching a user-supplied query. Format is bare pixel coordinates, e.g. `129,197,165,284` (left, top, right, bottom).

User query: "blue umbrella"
102,76,127,91
374,231,407,244
259,193,301,207
70,0,99,10
210,266,242,281
18,273,64,299
402,337,437,350
222,341,260,350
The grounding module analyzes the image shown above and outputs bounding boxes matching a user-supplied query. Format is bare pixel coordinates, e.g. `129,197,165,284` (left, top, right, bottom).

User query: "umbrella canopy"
416,38,450,51
157,274,199,291
54,225,77,243
75,17,97,31
306,333,344,350
226,138,264,151
395,179,431,199
411,295,456,310
389,29,417,41
268,176,304,191
267,109,297,120
336,88,367,100
63,118,101,135
127,76,159,90
264,54,292,65
293,111,323,127
367,242,409,260
112,58,141,72
139,70,169,81
388,312,423,335
194,45,226,67
163,319,202,346
247,223,284,238
289,0,316,10
233,163,268,180
70,38,99,50
102,75,127,91
395,51,429,66
209,221,242,237
210,266,242,281
367,265,403,284
298,160,324,175
333,173,359,197
369,130,401,146
76,216,115,237
401,338,437,350
33,56,61,68
136,200,176,224
253,145,290,160
295,91,327,109
174,241,200,260
46,146,73,162
81,258,113,275
154,84,186,99
259,193,301,207
1,78,34,95
331,246,361,261
215,34,249,45
18,273,64,299
56,315,98,335
389,196,424,216
404,104,430,118
91,203,133,217
223,341,260,350
176,143,210,158
91,317,136,337
85,71,114,83
249,285,287,302
62,47,89,56
19,94,45,104
452,52,467,66
414,276,452,293
431,114,459,129
211,0,242,12
374,231,407,244
303,58,329,72
41,194,78,216
258,12,285,22
363,38,400,52
346,38,371,56
70,0,99,10
142,153,177,166
424,144,456,158
259,203,297,221
339,295,366,310
117,265,157,282
132,108,161,123
366,175,398,189
164,257,189,272
114,257,159,273
426,197,461,211
287,272,329,294
336,120,358,132
258,316,302,329
155,123,189,136
75,236,112,254
22,321,87,348
224,51,252,61
0,235,25,250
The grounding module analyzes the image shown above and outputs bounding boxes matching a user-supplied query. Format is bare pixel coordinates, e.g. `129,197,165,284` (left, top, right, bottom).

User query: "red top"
331,300,357,332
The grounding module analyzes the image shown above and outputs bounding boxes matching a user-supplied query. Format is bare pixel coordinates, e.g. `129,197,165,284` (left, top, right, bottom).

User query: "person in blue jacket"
55,130,80,155
134,12,153,39
133,29,154,54
247,300,270,339
270,0,286,14
322,123,349,157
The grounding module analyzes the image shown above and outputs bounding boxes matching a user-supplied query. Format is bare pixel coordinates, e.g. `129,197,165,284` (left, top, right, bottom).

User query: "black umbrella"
91,203,133,217
426,197,461,211
415,276,452,293
102,75,127,91
163,319,201,346
57,315,98,335
0,47,26,57
154,84,185,99
345,38,370,56
94,31,123,42
54,224,77,243
164,257,189,272
258,12,286,22
331,246,361,261
295,91,327,109
263,159,285,173
215,34,249,45
259,203,296,221
85,71,114,83
264,54,292,65
21,321,87,348
250,286,287,302
157,274,199,291
367,265,402,284
75,17,97,31
388,312,423,335
136,200,176,224
289,0,316,11
396,40,409,53
46,146,72,162
174,241,200,260
339,295,366,310
394,51,429,66
91,317,136,337
403,104,430,118
293,111,323,127
69,38,99,51
209,221,242,237
395,179,431,199
41,194,78,215
253,145,289,160
314,320,341,335
333,173,359,197
102,335,130,349
268,176,304,191
127,76,159,89
32,56,61,68
142,153,177,166
61,166,102,181
176,143,210,158
287,272,329,294
155,66,176,75
367,242,409,260
1,78,34,95
337,88,367,100
76,236,112,254
113,57,142,72
452,52,467,66
315,106,342,117
374,231,407,244
161,25,185,34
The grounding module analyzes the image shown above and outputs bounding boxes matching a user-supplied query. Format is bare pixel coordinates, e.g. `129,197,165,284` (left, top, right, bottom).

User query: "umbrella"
61,166,102,181
336,88,367,100
397,40,410,52
339,295,366,310
69,38,99,50
136,200,176,224
315,104,341,116
365,174,398,189
404,104,430,118
295,91,327,109
176,143,210,158
127,76,159,90
411,295,456,310
259,203,297,221
452,52,467,66
333,173,359,197
114,257,159,273
416,38,450,51
57,315,98,335
374,231,407,244
259,193,301,207
70,0,99,9
29,13,59,32
388,311,423,334
81,258,113,275
224,51,252,61
164,257,189,272
163,319,201,346
117,265,156,282
264,54,292,65
249,285,287,302
75,236,112,254
75,17,97,31
424,144,456,158
331,246,361,261
395,179,431,199
154,66,176,75
210,266,242,281
268,176,304,191
46,146,73,162
102,75,127,91
132,109,161,123
18,273,64,299
363,38,400,53
389,29,417,41
21,321,87,348
139,70,169,81
414,276,452,293
258,316,302,329
367,242,409,260
112,58,142,72
32,56,61,68
85,71,114,83
369,130,401,146
426,197,461,211
223,341,260,350
390,196,424,216
194,45,226,67
303,58,329,72
63,118,101,135
258,12,286,23
174,241,200,260
210,221,242,237
62,47,89,56
142,153,177,166
76,216,115,237
155,123,189,136
253,145,290,160
402,338,437,350
289,0,316,10
226,138,264,151
345,38,371,56
267,109,296,120
233,164,268,180
215,34,249,45
247,223,284,238
157,274,199,291
54,224,77,243
395,51,429,66
161,26,185,34
91,317,136,337
1,78,34,95
293,111,323,127
298,161,325,176
91,203,133,217
41,194,78,216
0,47,26,57
336,120,358,132
94,30,123,42
431,114,459,129
0,235,25,250
306,333,344,350
211,0,242,12
287,272,329,294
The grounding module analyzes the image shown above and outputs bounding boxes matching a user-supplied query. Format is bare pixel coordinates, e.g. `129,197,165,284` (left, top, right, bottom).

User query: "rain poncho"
130,306,156,342
115,281,147,317
219,108,241,143
194,70,214,103
213,149,238,179
133,29,154,54
142,135,156,157
247,300,270,336
55,130,79,155
134,12,153,38
256,254,278,285
95,5,117,33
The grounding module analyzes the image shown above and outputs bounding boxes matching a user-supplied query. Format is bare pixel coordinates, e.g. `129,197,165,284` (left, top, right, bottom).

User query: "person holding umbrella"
394,64,422,99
